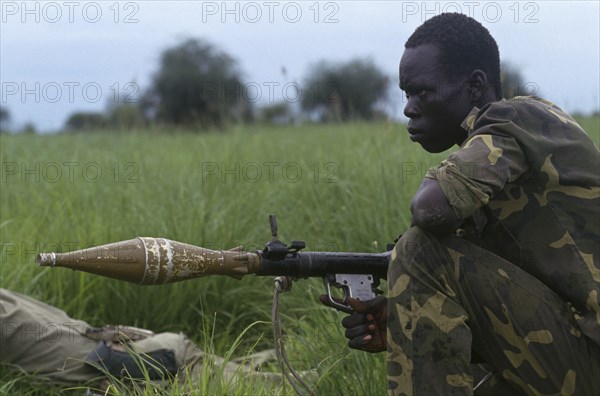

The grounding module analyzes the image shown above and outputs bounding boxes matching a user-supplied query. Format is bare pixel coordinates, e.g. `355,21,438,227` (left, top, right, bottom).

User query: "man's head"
400,13,501,153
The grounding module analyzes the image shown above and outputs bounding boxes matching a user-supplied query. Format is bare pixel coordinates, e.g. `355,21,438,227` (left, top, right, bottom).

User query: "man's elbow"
410,196,463,235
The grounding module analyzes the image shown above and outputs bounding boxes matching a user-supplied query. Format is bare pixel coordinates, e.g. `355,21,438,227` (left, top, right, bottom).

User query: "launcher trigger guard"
324,274,356,314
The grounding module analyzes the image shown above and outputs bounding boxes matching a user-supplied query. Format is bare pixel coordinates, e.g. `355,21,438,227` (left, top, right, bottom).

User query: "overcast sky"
1,0,599,132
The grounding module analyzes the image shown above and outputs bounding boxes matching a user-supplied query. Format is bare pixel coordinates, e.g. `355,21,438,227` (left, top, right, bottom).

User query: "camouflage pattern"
387,97,600,395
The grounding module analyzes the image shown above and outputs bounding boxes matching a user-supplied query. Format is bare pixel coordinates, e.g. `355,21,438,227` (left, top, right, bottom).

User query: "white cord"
272,276,316,396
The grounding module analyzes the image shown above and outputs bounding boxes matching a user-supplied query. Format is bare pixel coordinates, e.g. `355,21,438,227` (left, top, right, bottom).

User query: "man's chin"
417,140,448,153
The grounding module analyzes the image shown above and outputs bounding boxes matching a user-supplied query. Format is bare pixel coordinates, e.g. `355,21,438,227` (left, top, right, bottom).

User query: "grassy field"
1,116,598,395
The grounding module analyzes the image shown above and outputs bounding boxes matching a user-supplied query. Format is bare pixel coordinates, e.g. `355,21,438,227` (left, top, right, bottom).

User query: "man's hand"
319,295,388,353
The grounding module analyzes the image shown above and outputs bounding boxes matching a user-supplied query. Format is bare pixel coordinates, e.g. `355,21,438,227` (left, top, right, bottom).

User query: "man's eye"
405,89,427,99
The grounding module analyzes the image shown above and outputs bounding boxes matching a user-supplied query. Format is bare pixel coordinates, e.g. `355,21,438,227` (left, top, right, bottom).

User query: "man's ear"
468,69,488,103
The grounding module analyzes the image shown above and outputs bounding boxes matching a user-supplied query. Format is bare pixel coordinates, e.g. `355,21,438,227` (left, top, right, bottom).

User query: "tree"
301,59,388,121
64,112,107,131
259,102,293,125
0,107,10,133
145,38,249,128
21,122,36,134
108,104,146,130
501,62,540,99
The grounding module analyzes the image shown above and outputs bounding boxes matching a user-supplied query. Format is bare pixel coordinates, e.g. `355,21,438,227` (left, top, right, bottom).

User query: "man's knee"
388,227,468,295
391,227,444,271
394,226,435,257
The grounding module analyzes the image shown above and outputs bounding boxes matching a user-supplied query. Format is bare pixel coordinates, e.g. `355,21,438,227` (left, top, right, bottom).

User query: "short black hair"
406,13,502,98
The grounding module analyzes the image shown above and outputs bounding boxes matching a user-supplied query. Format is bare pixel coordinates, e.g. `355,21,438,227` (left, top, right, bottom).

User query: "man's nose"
403,97,420,118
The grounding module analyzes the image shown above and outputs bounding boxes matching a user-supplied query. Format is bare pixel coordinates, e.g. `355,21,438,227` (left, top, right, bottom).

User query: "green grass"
574,114,600,145
1,116,598,395
1,121,428,395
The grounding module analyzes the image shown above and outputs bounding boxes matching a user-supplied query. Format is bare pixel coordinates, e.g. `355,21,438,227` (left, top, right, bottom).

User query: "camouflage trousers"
386,227,600,396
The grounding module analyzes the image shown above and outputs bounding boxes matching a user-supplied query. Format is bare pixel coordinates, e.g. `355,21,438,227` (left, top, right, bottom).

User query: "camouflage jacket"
426,96,600,346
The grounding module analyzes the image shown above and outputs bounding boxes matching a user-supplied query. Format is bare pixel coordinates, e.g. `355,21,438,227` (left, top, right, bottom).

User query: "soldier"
322,13,600,395
0,288,281,391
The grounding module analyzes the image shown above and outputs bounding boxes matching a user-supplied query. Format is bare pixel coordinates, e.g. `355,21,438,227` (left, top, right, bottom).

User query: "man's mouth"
407,127,425,142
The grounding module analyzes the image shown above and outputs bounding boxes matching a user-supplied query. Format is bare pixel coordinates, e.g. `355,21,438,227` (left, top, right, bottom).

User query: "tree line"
0,38,533,133
60,38,391,132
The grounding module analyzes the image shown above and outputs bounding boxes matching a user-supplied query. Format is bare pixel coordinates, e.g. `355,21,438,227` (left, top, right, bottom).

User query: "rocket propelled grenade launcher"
37,215,390,313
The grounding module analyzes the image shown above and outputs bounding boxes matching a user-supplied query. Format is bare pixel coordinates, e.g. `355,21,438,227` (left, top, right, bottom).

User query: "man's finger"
341,313,367,329
320,294,387,316
346,297,370,313
348,335,371,350
345,324,370,339
318,294,351,311
318,294,332,307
